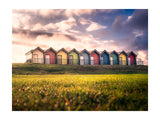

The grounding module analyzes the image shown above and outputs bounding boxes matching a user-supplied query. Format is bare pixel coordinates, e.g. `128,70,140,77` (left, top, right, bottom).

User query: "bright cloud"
86,21,107,31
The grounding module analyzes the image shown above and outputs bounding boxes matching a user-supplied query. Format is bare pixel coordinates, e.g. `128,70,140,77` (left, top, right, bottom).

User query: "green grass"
12,63,148,75
12,74,148,111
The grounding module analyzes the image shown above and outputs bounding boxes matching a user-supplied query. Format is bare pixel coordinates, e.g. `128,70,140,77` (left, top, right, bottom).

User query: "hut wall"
128,54,135,65
57,51,67,64
91,52,99,65
69,51,79,65
119,54,127,65
110,53,118,65
45,51,56,64
32,50,44,64
80,52,89,65
101,53,110,65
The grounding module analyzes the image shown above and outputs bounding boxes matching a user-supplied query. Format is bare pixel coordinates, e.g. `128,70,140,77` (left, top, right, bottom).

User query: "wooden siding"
57,51,67,64
45,50,56,64
110,53,119,65
101,52,110,65
128,54,135,65
119,53,127,65
69,51,79,65
80,52,89,65
32,49,44,64
90,52,99,65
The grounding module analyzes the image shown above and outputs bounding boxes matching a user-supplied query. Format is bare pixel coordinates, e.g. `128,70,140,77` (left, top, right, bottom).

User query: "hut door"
80,56,84,65
91,56,94,65
110,57,113,65
69,55,73,65
128,57,131,65
57,55,62,64
119,57,122,65
33,54,38,63
45,55,50,64
101,57,103,65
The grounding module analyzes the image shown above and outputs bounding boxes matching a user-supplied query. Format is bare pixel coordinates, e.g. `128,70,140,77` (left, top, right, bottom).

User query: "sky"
12,9,148,65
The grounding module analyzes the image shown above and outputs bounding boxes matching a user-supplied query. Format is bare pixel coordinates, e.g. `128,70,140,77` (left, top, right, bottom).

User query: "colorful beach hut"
44,47,57,64
68,48,79,65
110,50,119,65
79,49,90,65
127,51,137,65
25,47,44,64
119,51,127,65
57,48,68,65
90,49,100,65
100,50,110,65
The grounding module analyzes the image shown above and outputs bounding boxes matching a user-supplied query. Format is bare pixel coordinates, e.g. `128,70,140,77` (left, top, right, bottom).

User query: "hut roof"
119,51,128,56
45,47,57,54
100,50,109,55
68,48,79,54
127,51,137,56
57,48,68,54
110,50,119,55
25,46,44,55
90,49,100,55
79,49,90,55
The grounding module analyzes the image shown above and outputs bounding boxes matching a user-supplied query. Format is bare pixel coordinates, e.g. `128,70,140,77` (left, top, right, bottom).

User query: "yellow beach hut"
57,48,68,64
119,51,127,65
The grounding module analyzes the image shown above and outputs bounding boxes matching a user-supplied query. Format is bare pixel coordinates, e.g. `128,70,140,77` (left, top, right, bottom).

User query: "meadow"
12,63,148,75
12,74,148,111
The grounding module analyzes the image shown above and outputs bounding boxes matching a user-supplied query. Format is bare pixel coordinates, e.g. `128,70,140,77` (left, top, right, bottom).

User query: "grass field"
12,74,148,111
12,63,148,75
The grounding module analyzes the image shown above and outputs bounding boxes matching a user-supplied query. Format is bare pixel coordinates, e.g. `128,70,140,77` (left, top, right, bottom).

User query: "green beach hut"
68,48,79,65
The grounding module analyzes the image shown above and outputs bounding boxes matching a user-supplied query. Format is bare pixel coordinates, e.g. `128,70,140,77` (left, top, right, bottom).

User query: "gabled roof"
110,50,119,55
90,49,100,55
79,49,90,55
100,50,109,55
68,48,79,54
119,51,128,56
25,46,44,55
45,47,57,54
25,49,33,55
127,51,137,57
57,48,68,54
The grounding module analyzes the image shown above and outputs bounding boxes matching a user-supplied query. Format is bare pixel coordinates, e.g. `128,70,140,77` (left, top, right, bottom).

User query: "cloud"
12,28,53,39
79,18,90,25
86,21,107,31
112,15,126,32
65,9,95,17
126,9,148,30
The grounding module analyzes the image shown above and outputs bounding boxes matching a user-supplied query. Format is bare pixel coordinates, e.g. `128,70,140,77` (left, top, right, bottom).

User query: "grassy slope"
12,63,148,75
12,74,148,111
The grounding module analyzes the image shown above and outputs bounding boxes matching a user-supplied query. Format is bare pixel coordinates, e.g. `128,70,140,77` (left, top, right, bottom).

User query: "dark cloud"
12,27,53,38
112,15,126,32
126,9,148,30
111,9,148,51
12,27,78,42
133,31,148,50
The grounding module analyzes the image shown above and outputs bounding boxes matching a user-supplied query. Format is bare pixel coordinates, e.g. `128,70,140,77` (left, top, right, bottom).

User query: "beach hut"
119,51,127,65
57,48,68,65
79,49,90,65
90,49,100,65
44,47,57,64
25,47,44,64
68,48,79,65
110,50,119,65
100,50,110,65
127,51,137,65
